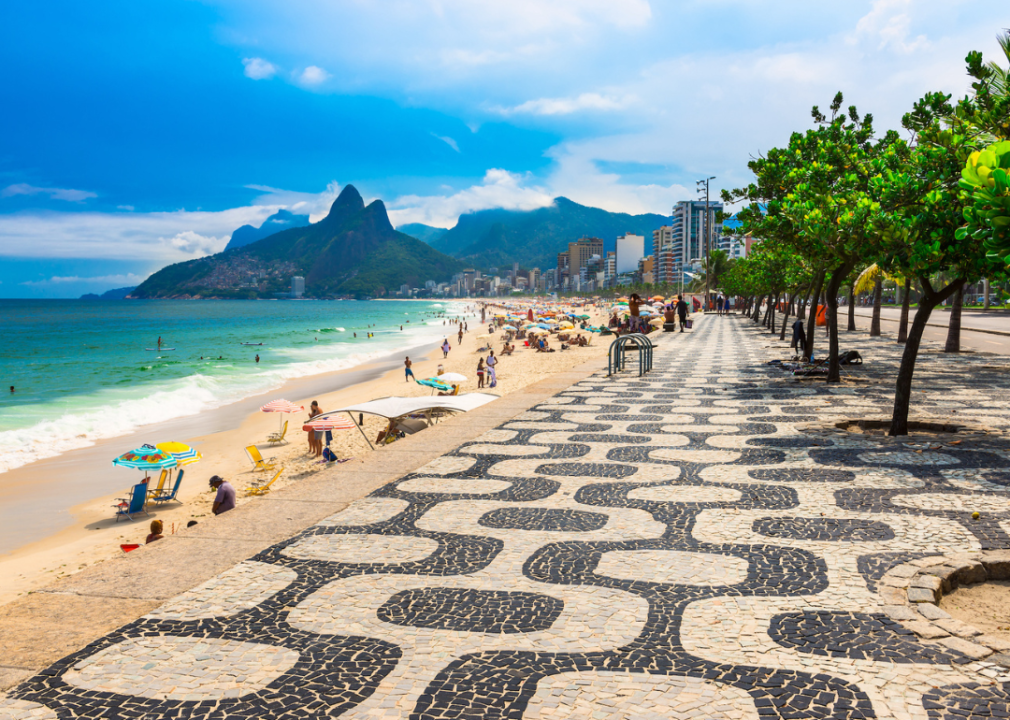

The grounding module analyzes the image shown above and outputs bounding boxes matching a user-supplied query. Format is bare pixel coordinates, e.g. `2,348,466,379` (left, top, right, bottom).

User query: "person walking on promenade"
404,356,415,382
676,295,689,332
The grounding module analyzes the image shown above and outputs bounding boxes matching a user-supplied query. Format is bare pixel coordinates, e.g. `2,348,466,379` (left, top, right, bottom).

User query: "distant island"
80,286,137,300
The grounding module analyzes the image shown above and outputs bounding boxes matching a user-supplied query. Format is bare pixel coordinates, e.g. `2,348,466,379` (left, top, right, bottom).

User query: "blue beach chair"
150,469,184,507
113,483,150,522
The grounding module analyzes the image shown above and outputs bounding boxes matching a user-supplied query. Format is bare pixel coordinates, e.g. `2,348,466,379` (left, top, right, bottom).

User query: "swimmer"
255,354,260,363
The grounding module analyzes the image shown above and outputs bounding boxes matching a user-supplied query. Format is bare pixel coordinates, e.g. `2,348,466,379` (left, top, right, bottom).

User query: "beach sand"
0,303,612,606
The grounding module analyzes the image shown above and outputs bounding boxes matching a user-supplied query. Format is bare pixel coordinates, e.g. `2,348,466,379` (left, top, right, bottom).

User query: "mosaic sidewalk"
5,315,1010,720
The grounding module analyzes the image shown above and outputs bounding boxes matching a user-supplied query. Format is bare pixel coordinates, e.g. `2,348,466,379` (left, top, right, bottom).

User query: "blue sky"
0,0,1005,297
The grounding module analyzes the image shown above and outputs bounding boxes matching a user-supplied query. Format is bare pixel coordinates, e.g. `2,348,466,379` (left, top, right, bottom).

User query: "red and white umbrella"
261,399,304,431
261,399,304,413
303,416,356,432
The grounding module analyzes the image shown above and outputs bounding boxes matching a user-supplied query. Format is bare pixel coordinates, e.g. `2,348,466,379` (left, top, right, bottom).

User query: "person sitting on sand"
146,519,164,544
209,476,236,515
376,418,399,444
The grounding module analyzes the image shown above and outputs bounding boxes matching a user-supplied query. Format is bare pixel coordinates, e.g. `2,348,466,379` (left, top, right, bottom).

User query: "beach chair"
245,445,276,471
151,469,184,507
266,420,288,445
247,468,283,496
146,469,169,499
113,483,150,522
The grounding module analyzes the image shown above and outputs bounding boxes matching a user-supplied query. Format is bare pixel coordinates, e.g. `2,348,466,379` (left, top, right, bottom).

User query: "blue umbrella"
113,444,178,470
536,323,552,330
416,377,453,392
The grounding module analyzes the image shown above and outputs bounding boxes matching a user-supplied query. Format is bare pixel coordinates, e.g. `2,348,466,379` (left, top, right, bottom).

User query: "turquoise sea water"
0,299,466,473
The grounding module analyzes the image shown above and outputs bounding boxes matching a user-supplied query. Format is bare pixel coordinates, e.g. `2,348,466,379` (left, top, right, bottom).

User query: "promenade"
4,315,1010,720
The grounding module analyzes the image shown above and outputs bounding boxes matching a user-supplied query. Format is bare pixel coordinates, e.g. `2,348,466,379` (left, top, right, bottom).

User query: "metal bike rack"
608,333,655,377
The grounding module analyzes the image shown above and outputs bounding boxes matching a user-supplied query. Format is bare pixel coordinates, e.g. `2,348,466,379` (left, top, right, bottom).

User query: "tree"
872,90,991,435
687,249,733,295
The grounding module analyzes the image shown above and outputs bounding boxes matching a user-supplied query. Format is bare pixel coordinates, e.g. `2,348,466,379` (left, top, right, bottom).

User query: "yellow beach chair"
266,420,288,445
245,445,276,471
147,469,169,499
247,468,282,496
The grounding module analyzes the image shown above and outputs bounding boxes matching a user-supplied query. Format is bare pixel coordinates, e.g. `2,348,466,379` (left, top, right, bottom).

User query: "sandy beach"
0,301,611,607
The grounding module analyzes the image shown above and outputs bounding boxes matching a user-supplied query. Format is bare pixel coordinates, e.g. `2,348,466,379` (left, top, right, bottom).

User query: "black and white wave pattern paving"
6,315,1010,720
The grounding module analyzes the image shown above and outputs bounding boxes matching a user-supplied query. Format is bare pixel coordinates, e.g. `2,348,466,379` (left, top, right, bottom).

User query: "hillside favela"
2,4,1010,720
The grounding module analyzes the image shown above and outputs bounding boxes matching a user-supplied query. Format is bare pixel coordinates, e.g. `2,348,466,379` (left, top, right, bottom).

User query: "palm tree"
687,249,733,294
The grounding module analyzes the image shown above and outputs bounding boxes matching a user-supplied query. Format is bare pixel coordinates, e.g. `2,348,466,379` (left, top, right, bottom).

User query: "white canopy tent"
318,393,500,449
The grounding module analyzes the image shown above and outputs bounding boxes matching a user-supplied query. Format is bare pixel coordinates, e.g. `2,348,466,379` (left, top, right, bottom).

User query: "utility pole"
697,176,715,311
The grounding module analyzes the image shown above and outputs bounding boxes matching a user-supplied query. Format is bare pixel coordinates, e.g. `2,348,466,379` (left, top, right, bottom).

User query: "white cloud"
387,169,553,227
1,183,97,203
298,65,330,85
21,273,149,287
243,57,277,79
163,230,228,257
501,92,631,116
850,0,930,53
432,133,460,152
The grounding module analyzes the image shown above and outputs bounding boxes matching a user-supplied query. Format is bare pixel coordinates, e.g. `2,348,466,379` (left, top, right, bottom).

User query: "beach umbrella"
155,441,202,466
502,325,517,331
261,399,305,432
536,323,552,330
439,372,468,383
113,445,178,471
558,322,574,330
417,377,453,393
304,416,356,431
649,317,665,327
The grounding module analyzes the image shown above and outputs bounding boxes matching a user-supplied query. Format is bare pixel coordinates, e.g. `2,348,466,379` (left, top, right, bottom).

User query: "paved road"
845,308,1010,354
5,316,1010,720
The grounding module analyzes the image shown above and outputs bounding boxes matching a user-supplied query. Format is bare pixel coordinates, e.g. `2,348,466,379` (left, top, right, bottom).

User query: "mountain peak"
326,184,365,220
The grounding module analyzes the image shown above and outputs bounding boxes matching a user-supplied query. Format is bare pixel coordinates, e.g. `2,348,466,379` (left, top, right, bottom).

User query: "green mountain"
134,186,465,298
225,209,310,251
397,223,449,245
431,197,669,270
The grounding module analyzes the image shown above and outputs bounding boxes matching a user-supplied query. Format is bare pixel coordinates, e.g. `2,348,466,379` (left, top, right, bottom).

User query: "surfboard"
145,347,176,351
241,342,264,346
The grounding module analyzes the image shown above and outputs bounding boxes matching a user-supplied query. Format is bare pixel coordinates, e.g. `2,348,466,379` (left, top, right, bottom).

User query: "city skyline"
0,1,1005,297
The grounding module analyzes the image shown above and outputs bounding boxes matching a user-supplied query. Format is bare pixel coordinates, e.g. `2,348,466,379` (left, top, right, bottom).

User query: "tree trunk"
897,278,911,344
826,262,854,383
805,271,825,359
890,277,965,436
984,278,990,310
869,274,882,336
779,296,792,341
847,285,856,331
944,282,965,353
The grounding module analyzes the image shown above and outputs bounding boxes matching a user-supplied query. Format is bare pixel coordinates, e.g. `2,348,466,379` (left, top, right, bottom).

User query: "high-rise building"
615,234,644,274
568,237,603,278
639,256,654,285
291,276,305,298
528,268,540,291
604,251,616,287
654,201,723,286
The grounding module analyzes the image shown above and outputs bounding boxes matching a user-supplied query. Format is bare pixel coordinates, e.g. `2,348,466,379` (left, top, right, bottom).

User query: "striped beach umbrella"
303,416,356,431
260,399,304,413
113,445,178,470
155,441,203,466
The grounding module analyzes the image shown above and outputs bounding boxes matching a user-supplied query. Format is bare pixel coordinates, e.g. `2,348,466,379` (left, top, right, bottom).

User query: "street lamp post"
697,176,715,311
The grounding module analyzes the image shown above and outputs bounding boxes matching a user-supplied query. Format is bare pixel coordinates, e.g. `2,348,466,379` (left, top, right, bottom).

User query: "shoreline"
0,302,610,607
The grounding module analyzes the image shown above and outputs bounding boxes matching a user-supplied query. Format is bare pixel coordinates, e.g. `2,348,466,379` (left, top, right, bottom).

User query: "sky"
0,0,1005,297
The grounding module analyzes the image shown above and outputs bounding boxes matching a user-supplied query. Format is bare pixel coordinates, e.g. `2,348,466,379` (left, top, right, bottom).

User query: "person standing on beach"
157,336,162,350
476,357,485,389
441,339,450,358
307,401,322,455
457,326,463,345
628,294,643,333
486,350,498,388
676,295,689,332
210,476,236,515
404,357,415,382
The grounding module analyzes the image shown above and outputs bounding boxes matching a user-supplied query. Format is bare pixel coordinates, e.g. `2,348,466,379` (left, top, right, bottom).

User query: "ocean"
0,299,467,474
